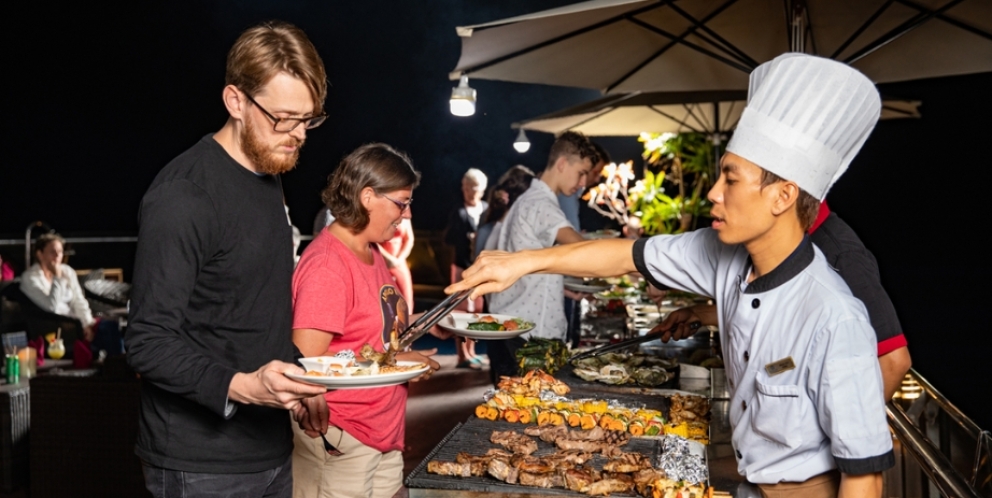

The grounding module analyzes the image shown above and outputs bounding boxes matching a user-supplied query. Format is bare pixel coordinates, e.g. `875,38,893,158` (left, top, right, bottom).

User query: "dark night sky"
3,2,990,427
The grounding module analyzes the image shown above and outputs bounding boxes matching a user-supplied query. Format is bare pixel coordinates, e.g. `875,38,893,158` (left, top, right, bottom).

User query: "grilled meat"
602,452,652,473
586,476,634,496
518,471,564,488
486,457,519,484
632,468,665,496
510,454,556,474
523,424,569,442
426,461,480,477
669,394,710,424
490,430,538,455
563,467,597,492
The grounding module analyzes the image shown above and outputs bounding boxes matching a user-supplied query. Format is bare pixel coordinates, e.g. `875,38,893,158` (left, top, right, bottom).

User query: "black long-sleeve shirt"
126,135,296,473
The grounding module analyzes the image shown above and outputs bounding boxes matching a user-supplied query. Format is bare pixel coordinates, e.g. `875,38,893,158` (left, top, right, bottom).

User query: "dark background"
3,2,989,428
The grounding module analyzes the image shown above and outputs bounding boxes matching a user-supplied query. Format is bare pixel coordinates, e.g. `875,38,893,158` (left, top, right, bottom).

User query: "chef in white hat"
448,53,894,497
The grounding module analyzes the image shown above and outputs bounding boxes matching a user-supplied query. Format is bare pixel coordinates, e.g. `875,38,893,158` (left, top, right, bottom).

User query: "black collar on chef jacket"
742,235,814,294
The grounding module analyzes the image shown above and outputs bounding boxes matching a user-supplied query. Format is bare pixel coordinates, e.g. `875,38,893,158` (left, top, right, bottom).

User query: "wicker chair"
29,364,147,498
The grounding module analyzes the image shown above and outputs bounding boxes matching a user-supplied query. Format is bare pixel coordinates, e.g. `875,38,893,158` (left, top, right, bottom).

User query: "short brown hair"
322,144,421,232
759,169,820,231
226,21,328,114
546,131,600,170
33,233,64,259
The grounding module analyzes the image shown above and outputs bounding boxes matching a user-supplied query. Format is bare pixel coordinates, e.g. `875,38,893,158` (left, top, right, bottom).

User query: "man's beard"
241,118,304,175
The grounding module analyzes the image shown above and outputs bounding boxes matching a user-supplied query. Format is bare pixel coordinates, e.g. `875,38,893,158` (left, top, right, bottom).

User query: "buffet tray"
556,364,679,404
405,418,660,496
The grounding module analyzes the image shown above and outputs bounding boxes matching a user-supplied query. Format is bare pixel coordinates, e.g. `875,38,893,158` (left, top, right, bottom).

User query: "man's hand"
396,348,440,382
229,360,327,411
651,306,705,342
293,394,329,438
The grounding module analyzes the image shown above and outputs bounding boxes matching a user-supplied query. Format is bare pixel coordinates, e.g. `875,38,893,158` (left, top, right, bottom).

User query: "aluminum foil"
656,435,708,484
482,388,496,402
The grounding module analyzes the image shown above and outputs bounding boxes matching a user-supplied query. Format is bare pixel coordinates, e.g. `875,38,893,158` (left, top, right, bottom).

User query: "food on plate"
465,315,533,332
359,329,400,366
515,338,570,375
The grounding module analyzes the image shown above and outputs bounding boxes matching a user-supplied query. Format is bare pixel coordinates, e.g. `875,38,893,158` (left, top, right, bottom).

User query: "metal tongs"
396,288,473,350
569,321,701,362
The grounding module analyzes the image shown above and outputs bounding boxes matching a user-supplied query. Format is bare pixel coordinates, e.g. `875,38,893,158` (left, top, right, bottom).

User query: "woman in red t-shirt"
291,143,441,498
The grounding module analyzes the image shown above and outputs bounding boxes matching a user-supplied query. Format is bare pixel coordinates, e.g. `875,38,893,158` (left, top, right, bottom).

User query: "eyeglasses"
243,92,327,132
381,194,413,212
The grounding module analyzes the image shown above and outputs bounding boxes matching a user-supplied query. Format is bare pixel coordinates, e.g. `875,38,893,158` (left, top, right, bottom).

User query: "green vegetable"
515,338,570,375
466,322,505,331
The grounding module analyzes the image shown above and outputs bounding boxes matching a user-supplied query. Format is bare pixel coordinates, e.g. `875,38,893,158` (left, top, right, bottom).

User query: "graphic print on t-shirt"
379,285,408,348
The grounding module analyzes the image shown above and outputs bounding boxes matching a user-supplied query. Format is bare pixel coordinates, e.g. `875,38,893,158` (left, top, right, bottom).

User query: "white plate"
563,277,611,294
286,361,429,389
438,312,533,340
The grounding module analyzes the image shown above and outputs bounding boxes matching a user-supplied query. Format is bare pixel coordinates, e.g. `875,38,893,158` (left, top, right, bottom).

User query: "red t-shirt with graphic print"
292,230,409,453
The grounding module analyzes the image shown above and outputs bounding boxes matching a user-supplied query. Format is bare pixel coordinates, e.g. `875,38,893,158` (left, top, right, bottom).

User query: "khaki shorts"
291,418,403,498
757,469,841,498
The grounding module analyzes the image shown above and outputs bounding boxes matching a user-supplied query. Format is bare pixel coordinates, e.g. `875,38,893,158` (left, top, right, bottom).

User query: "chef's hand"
229,360,328,411
445,250,533,300
645,283,668,306
652,307,704,343
294,394,329,438
396,348,441,382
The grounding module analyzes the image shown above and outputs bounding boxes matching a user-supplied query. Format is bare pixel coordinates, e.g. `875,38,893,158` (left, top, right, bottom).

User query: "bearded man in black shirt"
126,21,329,497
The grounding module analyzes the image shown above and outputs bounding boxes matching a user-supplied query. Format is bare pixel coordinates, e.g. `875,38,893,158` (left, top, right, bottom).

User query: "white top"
20,263,95,326
465,202,485,228
490,178,572,340
634,229,893,483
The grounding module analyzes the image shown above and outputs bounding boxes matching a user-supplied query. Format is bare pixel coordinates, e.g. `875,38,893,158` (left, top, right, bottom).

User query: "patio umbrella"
512,90,922,136
451,0,992,94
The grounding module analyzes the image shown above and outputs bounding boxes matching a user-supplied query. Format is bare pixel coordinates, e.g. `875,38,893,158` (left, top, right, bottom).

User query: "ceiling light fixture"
449,75,476,117
513,128,530,153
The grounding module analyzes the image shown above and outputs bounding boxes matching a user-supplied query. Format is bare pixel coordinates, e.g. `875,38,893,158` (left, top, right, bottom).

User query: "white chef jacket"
20,263,96,327
634,229,893,483
490,179,572,340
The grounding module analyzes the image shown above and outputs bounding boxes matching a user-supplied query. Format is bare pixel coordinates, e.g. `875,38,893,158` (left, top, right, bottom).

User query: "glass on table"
48,339,66,360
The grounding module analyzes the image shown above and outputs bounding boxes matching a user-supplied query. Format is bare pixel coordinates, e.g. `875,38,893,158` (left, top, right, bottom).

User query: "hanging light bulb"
513,128,530,153
449,75,476,117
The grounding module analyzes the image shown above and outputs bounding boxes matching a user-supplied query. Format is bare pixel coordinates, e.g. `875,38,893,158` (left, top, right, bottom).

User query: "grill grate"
406,418,659,496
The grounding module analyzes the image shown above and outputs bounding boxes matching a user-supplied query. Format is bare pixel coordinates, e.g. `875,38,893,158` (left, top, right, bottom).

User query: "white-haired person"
450,54,894,497
444,167,488,369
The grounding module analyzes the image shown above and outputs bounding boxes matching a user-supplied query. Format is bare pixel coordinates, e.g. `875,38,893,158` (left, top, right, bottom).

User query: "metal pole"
887,401,982,498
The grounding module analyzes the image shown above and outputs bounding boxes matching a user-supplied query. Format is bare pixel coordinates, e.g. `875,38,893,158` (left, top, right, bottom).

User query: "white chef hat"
726,53,881,200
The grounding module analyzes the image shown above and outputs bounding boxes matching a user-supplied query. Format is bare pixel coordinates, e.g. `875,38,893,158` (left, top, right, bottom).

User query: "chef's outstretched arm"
446,239,637,299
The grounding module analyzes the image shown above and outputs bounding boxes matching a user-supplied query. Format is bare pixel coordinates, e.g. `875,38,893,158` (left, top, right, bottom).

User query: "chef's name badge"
764,357,796,376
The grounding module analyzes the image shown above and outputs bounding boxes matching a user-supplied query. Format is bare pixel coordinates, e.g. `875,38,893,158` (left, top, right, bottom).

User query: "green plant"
635,132,715,234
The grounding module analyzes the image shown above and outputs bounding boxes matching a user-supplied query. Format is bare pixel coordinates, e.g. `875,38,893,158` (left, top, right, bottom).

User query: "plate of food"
287,358,429,389
439,312,534,340
563,276,611,294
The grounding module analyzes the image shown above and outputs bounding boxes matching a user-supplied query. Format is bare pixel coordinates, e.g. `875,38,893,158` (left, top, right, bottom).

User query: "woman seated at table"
20,233,95,342
291,143,441,498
